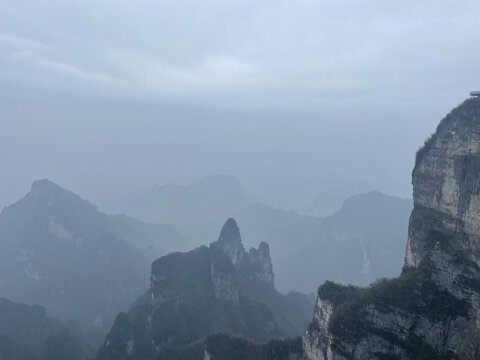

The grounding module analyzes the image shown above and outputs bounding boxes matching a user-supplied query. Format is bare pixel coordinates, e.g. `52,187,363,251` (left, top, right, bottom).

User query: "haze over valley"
1,1,480,359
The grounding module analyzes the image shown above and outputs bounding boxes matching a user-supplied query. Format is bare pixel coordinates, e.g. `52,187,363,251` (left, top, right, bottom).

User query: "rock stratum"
303,97,480,359
97,218,314,360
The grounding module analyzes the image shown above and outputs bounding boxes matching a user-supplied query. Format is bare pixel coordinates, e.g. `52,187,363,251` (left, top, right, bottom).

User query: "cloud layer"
2,0,480,109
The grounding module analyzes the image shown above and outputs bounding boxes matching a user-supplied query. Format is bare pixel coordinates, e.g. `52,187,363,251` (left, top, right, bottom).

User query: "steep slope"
303,97,480,359
97,219,314,360
0,297,90,360
279,192,412,292
0,180,184,331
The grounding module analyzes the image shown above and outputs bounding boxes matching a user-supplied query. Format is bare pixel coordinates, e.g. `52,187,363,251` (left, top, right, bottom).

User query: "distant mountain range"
305,179,411,217
0,179,185,332
97,218,315,360
278,191,412,292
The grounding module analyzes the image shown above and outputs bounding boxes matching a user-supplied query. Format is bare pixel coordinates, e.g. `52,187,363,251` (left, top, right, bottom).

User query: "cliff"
303,97,480,360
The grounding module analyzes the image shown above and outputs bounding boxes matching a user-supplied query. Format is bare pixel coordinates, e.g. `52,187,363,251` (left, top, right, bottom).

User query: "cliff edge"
304,97,480,360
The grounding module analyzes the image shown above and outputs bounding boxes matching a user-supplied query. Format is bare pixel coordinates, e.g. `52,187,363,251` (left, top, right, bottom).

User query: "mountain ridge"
277,191,412,292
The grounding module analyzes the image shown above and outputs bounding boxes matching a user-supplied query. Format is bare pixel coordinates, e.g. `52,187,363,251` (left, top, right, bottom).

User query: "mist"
1,1,480,360
2,0,480,213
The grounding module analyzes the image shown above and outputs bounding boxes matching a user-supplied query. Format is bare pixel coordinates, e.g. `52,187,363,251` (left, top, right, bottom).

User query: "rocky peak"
213,218,246,265
25,179,98,215
208,219,275,302
30,178,63,196
249,242,274,287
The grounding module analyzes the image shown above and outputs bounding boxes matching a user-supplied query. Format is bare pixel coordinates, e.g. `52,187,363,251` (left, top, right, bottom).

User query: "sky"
1,0,480,213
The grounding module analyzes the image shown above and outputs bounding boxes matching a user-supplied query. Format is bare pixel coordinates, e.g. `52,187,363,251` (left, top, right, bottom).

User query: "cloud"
0,34,50,50
0,0,479,110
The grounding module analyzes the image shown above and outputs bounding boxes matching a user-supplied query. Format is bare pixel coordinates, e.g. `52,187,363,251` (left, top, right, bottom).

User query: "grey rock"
215,218,246,265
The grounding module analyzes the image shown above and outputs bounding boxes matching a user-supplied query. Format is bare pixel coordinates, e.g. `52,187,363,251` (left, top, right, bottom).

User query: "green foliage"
204,334,302,360
317,281,360,306
318,266,469,344
415,97,480,167
374,334,459,360
404,335,457,360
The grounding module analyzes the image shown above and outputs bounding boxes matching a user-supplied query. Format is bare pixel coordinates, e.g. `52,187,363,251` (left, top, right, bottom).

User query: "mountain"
97,218,315,360
277,192,412,293
0,179,184,331
305,181,382,217
134,175,253,234
0,297,92,360
303,97,480,359
305,179,411,217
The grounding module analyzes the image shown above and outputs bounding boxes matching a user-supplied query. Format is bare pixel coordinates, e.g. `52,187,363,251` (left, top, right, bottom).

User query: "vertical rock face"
406,98,480,269
303,97,480,360
210,218,275,294
248,242,275,286
214,218,246,265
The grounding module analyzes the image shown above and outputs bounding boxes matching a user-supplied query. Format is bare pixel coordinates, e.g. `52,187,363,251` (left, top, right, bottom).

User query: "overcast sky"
1,0,480,212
